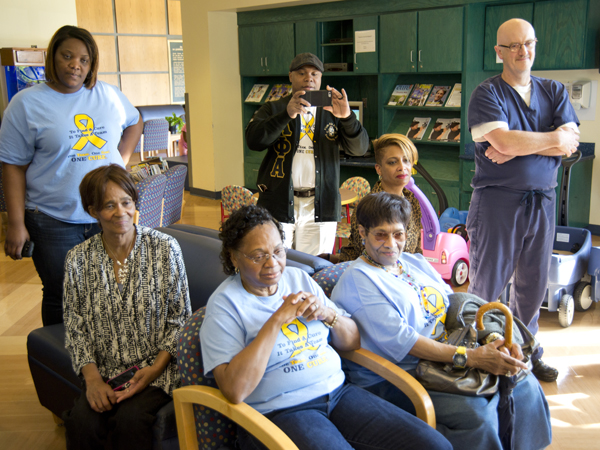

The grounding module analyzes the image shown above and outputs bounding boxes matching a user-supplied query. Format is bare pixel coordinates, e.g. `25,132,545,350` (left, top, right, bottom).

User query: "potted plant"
165,113,184,134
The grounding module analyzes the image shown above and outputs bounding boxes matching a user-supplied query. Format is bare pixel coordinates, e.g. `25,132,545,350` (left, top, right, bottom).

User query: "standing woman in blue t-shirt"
0,25,143,325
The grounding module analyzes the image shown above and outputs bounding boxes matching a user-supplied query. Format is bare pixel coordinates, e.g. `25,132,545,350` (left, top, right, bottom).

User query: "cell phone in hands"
107,366,139,391
22,241,34,258
300,90,332,107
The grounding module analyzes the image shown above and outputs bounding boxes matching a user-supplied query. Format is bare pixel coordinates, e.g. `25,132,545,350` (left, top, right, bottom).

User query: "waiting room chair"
174,306,435,450
141,119,170,161
334,177,370,252
135,174,167,228
161,165,188,226
220,185,257,223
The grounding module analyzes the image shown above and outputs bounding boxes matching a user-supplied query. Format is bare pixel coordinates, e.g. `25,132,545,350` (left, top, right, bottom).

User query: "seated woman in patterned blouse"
62,164,191,450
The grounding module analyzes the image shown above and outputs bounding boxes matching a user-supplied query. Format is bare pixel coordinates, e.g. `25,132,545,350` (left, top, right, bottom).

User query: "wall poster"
168,40,185,104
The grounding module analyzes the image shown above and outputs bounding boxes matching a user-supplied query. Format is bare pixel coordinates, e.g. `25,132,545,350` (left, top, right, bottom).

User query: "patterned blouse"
63,226,192,395
338,180,423,262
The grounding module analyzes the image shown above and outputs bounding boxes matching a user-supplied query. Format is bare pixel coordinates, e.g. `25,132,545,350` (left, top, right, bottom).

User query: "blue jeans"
237,384,451,450
25,209,100,326
366,373,551,450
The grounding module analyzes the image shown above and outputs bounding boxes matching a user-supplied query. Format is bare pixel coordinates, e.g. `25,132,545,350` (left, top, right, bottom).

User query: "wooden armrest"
173,385,299,450
338,348,436,428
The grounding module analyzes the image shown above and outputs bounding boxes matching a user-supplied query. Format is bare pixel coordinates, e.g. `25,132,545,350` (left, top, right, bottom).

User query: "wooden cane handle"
475,302,513,347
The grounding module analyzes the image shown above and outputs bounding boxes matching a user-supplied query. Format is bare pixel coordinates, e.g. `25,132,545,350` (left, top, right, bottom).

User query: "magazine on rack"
427,118,460,141
265,84,293,102
406,84,433,107
387,85,414,105
425,86,452,106
406,117,431,140
444,83,462,107
245,84,269,102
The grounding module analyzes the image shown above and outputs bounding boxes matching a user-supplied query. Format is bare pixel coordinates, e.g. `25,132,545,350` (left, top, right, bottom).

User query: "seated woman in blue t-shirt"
200,204,451,450
331,192,552,450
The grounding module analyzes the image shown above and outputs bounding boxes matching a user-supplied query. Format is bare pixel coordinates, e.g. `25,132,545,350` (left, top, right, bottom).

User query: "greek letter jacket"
245,95,369,223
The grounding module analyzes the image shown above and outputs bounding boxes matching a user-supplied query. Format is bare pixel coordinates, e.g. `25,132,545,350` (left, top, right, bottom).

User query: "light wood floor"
1,192,599,449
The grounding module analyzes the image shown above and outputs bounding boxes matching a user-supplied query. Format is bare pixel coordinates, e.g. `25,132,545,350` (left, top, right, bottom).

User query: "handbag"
415,293,538,397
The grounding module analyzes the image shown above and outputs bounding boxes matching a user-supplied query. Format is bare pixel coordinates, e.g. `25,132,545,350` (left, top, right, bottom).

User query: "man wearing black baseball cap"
245,52,368,254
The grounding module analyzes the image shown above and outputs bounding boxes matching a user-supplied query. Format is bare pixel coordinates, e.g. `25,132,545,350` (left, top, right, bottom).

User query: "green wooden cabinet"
483,3,534,71
295,21,318,56
460,160,475,192
380,12,417,73
533,0,588,70
414,176,460,213
418,8,464,73
318,17,379,73
484,0,594,71
239,24,295,76
380,7,463,73
353,15,379,73
239,26,264,76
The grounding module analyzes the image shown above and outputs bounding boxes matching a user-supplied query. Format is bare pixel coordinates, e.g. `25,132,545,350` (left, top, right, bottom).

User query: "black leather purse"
415,293,538,397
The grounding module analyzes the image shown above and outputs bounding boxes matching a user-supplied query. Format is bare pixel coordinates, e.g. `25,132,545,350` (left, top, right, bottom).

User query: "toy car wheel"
573,281,593,312
558,294,575,328
451,260,469,287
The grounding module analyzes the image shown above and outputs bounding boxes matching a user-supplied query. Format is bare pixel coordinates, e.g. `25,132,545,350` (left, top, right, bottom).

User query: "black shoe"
532,359,559,382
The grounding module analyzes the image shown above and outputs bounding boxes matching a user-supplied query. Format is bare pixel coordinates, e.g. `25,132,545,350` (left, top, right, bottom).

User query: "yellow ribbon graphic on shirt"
281,319,319,358
72,114,107,150
299,113,314,141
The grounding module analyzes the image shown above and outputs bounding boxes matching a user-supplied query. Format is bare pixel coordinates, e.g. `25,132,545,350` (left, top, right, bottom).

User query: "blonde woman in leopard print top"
325,134,422,263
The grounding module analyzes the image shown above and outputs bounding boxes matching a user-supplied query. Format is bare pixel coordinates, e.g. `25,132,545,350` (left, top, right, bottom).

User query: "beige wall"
532,69,600,224
180,0,330,194
0,0,77,113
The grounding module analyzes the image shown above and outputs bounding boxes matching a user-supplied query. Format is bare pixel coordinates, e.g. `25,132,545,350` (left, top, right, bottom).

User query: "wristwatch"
453,346,468,369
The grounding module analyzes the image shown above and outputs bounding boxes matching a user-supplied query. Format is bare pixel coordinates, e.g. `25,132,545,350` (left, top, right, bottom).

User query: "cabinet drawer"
459,192,472,211
460,160,475,192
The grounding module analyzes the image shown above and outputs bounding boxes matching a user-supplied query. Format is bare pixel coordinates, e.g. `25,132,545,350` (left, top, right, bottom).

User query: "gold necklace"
102,233,135,282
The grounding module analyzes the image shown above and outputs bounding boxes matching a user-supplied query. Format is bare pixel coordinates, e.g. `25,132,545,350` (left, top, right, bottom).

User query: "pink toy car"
405,178,470,286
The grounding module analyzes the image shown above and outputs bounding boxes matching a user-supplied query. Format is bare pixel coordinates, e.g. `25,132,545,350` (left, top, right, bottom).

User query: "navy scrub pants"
467,186,555,339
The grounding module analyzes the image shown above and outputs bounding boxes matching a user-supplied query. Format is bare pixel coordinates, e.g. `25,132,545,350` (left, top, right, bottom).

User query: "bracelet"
322,310,338,329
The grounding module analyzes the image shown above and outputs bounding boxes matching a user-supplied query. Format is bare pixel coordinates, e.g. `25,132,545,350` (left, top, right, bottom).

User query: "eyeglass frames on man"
497,39,537,52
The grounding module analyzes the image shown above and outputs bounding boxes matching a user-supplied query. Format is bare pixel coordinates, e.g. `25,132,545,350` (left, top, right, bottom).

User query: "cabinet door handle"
410,50,413,62
265,57,268,67
418,50,422,62
354,53,357,65
260,57,263,67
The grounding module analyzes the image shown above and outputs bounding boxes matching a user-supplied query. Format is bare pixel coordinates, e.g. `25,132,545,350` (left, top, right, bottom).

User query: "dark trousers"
63,384,171,450
24,209,100,325
467,186,555,339
237,384,451,450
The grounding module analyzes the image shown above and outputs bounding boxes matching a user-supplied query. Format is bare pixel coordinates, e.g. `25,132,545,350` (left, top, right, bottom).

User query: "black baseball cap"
289,53,324,72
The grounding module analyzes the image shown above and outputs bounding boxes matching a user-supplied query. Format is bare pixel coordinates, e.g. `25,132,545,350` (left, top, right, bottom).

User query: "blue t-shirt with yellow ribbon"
0,81,139,223
201,268,347,414
332,253,452,387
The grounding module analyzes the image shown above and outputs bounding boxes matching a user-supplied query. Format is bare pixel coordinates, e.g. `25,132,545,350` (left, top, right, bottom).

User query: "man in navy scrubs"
467,18,580,382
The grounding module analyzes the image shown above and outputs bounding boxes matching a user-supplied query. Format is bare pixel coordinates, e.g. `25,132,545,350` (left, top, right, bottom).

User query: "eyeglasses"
497,39,537,53
369,230,405,242
238,247,287,264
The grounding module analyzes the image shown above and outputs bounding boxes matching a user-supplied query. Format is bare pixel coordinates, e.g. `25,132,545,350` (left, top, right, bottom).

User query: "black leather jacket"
245,95,368,223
